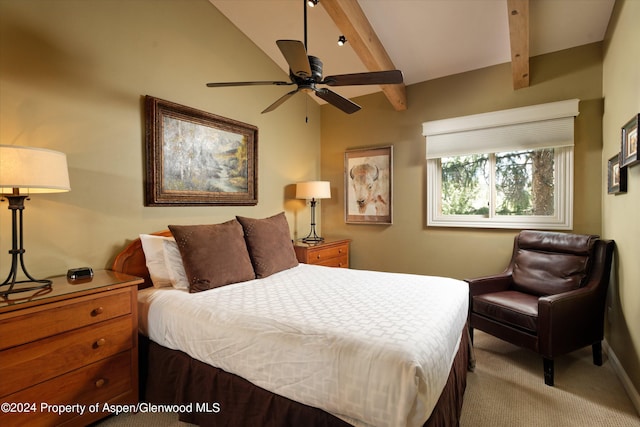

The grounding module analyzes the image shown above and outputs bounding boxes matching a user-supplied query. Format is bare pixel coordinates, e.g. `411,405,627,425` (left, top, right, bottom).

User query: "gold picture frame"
144,96,258,206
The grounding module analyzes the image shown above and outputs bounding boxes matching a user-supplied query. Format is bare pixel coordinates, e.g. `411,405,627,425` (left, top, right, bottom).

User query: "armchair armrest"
537,239,614,357
465,273,513,296
538,284,605,357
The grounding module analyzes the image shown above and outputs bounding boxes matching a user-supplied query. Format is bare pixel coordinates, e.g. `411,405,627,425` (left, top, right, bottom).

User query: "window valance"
423,99,580,159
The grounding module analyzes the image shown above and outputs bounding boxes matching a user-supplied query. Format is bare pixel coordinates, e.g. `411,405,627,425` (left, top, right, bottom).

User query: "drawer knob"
94,338,106,348
338,249,343,253
91,307,104,316
316,254,321,259
95,378,106,388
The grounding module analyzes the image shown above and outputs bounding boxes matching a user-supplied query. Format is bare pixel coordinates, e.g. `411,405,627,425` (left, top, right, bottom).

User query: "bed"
111,213,471,427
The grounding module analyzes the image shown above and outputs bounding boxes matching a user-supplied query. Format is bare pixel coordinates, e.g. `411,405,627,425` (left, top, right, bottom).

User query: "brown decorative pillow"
236,212,298,278
168,220,255,293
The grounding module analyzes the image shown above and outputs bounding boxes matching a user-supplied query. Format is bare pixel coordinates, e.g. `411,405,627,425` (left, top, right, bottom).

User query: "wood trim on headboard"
111,230,172,288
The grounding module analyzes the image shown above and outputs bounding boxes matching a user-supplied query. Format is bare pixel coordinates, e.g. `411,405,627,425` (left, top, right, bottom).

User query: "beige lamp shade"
296,181,331,200
0,145,71,194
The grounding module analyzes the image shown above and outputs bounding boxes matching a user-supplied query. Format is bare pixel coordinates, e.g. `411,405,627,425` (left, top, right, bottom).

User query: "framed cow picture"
344,145,393,224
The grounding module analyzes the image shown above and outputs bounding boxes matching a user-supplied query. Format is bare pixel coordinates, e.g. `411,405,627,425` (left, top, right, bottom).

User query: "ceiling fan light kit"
206,0,403,114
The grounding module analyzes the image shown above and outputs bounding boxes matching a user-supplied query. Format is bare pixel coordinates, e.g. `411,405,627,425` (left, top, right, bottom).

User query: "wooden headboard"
111,230,172,288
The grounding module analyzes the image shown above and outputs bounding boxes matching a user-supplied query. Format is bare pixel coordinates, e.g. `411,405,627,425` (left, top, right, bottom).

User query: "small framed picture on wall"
621,114,639,168
607,152,627,194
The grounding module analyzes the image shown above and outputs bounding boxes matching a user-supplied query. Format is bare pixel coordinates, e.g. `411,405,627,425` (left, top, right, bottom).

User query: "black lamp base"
1,279,52,298
1,193,52,297
302,198,324,244
301,235,324,244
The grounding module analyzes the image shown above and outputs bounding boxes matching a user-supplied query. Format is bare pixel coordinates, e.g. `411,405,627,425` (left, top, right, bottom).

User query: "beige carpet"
95,331,639,427
460,331,639,427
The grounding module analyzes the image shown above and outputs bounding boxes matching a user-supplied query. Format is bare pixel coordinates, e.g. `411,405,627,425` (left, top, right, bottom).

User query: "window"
423,99,579,230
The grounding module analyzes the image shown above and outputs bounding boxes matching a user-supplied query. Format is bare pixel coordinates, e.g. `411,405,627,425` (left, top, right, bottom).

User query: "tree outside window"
441,148,555,218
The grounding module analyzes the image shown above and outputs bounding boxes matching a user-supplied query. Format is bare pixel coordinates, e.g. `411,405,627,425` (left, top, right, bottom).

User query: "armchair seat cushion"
473,291,539,333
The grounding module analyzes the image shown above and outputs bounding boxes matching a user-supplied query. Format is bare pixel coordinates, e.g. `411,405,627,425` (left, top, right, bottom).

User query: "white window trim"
423,100,579,230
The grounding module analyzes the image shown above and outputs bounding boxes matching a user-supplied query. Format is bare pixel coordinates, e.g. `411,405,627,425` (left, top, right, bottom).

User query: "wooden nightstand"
294,239,351,268
0,270,142,427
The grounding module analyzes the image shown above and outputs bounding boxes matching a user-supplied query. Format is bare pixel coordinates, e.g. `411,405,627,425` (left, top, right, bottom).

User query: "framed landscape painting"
144,96,258,206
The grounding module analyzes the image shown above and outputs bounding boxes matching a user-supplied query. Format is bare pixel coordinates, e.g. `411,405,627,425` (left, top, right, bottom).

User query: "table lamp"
296,181,330,243
0,145,71,296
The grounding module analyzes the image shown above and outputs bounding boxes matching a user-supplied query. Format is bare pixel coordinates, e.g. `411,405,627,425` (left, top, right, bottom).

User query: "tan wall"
602,0,640,400
321,43,604,280
0,0,321,278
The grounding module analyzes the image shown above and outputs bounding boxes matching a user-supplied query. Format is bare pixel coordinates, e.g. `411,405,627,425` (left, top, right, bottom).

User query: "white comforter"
139,264,468,427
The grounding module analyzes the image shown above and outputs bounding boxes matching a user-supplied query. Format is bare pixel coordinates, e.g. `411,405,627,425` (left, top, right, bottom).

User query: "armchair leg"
593,341,603,366
543,358,554,386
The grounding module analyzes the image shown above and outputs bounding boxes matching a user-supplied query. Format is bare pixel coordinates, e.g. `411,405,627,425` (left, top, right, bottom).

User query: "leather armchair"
466,230,615,386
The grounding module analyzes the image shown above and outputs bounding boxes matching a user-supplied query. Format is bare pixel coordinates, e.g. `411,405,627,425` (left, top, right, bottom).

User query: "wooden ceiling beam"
320,0,407,111
507,0,530,89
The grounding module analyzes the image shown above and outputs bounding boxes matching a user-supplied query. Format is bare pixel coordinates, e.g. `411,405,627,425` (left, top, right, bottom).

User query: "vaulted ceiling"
209,0,615,111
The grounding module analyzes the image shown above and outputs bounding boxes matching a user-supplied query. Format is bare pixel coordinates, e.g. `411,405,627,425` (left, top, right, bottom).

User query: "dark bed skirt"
140,327,470,427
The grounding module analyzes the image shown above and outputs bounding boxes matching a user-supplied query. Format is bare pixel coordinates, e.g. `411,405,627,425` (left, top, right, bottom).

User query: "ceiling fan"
206,0,403,114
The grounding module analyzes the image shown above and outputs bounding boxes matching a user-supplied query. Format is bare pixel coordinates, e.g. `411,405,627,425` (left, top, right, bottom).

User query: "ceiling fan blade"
276,40,312,78
315,88,361,114
206,80,293,88
261,89,299,114
321,70,404,86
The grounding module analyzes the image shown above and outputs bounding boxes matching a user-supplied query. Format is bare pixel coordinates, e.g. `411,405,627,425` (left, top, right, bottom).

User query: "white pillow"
162,237,190,290
139,234,173,288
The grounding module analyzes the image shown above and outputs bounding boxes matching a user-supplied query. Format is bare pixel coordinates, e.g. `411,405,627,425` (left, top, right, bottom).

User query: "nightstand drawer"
310,245,348,262
1,316,134,396
0,288,132,351
315,254,349,268
0,351,133,427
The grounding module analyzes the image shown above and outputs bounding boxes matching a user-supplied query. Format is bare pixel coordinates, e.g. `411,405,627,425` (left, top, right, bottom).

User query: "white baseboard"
604,339,640,416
